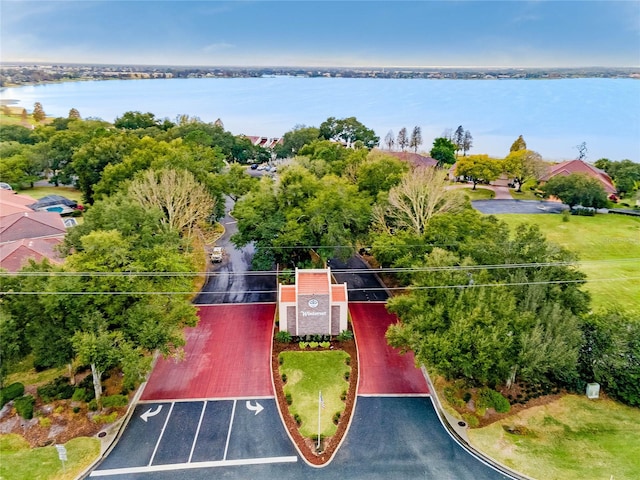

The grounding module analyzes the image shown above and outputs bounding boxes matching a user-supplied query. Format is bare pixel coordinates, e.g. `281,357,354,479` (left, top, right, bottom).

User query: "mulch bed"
271,335,358,466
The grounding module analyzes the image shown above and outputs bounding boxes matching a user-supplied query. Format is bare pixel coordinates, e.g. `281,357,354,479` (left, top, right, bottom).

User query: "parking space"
91,398,297,477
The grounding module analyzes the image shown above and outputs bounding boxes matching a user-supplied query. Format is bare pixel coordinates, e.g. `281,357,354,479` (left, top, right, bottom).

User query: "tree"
384,130,395,150
274,125,320,158
578,310,640,406
353,151,409,198
454,154,502,189
376,167,465,236
32,102,45,122
220,163,259,201
541,173,608,209
429,137,456,167
68,108,81,119
318,116,379,149
510,135,527,152
502,149,546,192
576,141,588,161
595,159,640,196
409,126,422,153
397,127,409,151
453,126,465,155
114,111,159,130
127,168,216,236
462,130,473,156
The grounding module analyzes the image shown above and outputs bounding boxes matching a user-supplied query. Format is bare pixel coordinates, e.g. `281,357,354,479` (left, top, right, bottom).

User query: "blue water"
2,77,638,161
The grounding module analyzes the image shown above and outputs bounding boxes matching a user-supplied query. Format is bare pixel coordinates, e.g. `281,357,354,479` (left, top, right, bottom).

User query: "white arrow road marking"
140,405,163,422
245,400,264,415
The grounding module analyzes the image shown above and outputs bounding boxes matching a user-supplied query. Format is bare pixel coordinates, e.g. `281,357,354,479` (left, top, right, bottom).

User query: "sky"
1,0,639,68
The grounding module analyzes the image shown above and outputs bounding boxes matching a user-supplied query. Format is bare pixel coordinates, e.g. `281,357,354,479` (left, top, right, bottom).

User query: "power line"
3,276,639,296
2,258,638,277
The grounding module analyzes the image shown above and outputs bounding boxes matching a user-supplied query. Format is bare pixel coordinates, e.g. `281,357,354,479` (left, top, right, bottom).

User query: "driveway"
472,199,568,214
194,197,276,304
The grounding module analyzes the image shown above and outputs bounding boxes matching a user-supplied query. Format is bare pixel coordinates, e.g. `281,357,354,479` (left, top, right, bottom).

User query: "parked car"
250,163,258,170
210,246,224,263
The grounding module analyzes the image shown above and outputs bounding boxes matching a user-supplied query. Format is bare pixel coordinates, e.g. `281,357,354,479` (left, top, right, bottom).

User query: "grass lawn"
497,214,640,314
16,185,84,204
468,395,640,480
279,350,350,438
462,187,495,201
0,434,100,480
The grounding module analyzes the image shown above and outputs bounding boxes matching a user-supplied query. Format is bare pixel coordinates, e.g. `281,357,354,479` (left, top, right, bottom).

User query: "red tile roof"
331,284,347,302
0,236,64,272
540,160,617,194
280,285,296,303
0,211,66,243
381,150,438,169
297,270,330,295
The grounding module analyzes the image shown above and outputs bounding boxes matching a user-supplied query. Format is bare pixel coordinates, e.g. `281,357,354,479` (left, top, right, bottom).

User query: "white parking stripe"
148,402,174,466
90,456,298,476
188,401,207,463
223,399,237,461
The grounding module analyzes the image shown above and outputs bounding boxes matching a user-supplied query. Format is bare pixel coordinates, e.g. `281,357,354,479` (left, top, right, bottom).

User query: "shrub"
337,330,354,341
478,388,511,414
101,395,128,408
72,406,81,414
72,388,87,402
298,341,309,349
309,341,319,349
37,377,74,403
14,395,35,420
0,382,25,408
92,412,118,424
293,413,301,425
77,375,96,401
462,392,472,403
345,357,351,366
320,341,331,348
462,413,479,428
275,331,292,343
333,412,341,424
278,354,284,365
88,400,98,411
281,373,287,384
285,392,292,405
344,371,350,381
39,417,52,428
340,390,347,401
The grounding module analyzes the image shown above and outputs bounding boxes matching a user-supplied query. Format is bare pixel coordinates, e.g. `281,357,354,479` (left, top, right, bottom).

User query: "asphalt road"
91,397,510,480
472,199,568,214
329,256,389,302
194,197,276,304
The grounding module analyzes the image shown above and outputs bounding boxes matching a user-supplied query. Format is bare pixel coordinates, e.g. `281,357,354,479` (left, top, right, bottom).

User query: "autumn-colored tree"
409,126,422,153
32,102,45,122
68,108,81,119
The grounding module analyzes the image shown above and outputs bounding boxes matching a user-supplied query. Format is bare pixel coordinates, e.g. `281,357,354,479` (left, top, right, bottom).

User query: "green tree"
274,125,319,158
0,124,35,144
579,310,640,406
32,102,45,122
455,154,502,189
220,163,259,201
353,150,409,198
542,173,608,209
502,149,546,192
510,135,527,152
429,137,456,167
319,116,379,149
114,111,159,130
595,159,640,196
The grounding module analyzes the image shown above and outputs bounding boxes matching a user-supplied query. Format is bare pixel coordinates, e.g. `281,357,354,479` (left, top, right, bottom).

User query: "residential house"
539,159,617,196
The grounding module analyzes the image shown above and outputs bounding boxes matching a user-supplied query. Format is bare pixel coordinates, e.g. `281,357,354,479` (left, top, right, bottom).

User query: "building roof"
297,269,330,295
0,190,38,217
0,236,64,272
540,160,617,194
279,285,297,303
0,211,67,243
331,284,347,303
381,150,438,169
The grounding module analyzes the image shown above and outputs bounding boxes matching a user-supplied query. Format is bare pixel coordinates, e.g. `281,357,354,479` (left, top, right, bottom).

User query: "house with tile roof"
380,150,438,169
0,192,67,272
539,160,617,195
278,268,348,337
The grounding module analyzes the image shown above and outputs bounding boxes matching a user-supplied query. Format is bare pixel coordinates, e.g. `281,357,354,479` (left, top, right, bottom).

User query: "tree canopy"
542,173,608,209
318,116,379,149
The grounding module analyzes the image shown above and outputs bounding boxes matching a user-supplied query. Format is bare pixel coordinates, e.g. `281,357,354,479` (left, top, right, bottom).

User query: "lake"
1,77,638,162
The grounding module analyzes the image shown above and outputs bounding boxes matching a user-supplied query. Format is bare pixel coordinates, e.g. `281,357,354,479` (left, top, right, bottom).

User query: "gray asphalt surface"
91,397,511,480
194,197,276,304
472,199,568,214
329,256,389,302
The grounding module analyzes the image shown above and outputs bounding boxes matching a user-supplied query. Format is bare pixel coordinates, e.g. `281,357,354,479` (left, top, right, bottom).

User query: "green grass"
279,350,350,438
0,434,100,480
5,355,67,388
16,185,84,204
462,187,495,201
497,214,640,314
468,394,640,480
